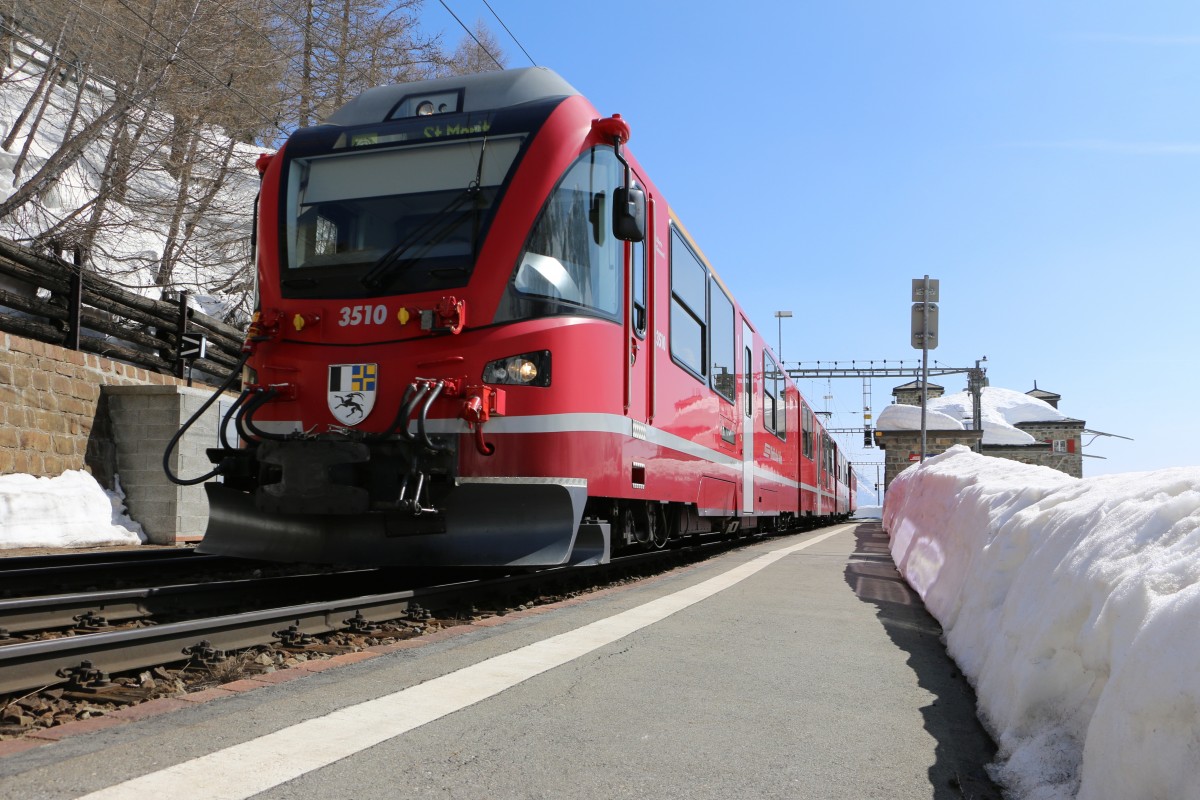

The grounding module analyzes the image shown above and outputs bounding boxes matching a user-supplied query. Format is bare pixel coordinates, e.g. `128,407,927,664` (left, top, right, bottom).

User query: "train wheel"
646,502,669,549
614,502,648,547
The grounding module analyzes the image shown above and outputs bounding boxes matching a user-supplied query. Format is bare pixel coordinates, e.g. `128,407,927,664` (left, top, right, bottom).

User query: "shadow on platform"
844,521,1004,800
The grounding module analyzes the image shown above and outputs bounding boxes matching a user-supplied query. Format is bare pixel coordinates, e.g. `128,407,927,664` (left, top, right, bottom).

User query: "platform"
0,522,1001,799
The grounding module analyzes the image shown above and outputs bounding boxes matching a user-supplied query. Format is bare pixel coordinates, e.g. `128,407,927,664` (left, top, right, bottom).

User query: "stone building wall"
891,382,945,407
1005,419,1085,478
876,428,983,489
876,418,1086,490
0,333,179,479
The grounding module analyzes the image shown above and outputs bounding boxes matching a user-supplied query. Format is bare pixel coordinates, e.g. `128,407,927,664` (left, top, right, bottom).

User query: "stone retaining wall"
0,334,186,478
0,332,232,543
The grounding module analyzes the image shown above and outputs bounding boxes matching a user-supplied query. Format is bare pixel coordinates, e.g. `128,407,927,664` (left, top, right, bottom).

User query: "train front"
200,68,643,567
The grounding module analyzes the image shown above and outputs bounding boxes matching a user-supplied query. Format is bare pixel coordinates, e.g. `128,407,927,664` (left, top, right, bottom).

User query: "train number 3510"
338,304,389,326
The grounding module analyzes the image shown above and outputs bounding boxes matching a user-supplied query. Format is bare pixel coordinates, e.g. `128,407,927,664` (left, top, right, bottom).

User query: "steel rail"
0,569,381,635
0,550,231,596
0,583,444,695
0,549,202,571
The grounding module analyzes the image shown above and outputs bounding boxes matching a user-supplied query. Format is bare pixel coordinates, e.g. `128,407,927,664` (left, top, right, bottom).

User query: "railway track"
0,537,744,737
0,548,243,598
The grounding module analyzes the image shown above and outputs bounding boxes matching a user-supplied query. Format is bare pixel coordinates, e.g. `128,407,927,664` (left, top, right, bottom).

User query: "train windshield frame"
276,123,530,300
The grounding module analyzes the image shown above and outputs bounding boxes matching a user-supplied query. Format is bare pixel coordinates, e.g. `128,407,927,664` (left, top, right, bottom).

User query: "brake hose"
162,353,250,486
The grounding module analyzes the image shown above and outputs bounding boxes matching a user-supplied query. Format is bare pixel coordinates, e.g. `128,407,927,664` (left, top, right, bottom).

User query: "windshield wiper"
360,140,490,292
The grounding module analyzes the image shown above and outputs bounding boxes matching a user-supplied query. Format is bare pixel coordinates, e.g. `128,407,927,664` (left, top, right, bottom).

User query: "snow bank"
0,471,145,549
884,446,1200,800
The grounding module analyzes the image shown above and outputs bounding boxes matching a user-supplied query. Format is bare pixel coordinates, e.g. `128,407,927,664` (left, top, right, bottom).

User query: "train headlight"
483,351,551,387
509,360,537,383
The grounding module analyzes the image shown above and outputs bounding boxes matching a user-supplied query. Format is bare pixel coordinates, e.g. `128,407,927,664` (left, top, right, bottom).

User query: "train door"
741,319,754,513
624,181,651,426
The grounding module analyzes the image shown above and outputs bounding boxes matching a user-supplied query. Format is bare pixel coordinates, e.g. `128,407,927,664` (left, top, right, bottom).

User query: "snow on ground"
878,385,1069,445
0,471,145,549
885,445,1200,800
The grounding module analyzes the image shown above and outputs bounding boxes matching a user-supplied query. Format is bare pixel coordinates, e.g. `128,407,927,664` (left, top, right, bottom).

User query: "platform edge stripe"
76,527,848,800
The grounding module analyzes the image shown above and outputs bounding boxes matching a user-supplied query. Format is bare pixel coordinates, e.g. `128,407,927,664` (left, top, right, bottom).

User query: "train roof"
324,67,582,127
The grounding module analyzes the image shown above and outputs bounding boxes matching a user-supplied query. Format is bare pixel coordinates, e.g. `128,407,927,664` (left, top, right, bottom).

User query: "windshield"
280,135,524,298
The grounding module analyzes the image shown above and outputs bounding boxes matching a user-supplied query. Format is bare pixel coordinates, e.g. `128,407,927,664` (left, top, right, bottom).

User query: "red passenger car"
196,68,855,566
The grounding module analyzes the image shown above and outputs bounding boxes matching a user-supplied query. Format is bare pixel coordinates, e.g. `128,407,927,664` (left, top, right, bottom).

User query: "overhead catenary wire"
481,0,536,66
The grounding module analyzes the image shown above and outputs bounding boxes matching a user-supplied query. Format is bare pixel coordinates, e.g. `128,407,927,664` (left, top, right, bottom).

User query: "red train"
198,67,856,566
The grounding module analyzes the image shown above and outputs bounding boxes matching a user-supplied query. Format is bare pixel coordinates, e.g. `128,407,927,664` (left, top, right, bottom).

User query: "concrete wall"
0,332,233,543
105,385,231,543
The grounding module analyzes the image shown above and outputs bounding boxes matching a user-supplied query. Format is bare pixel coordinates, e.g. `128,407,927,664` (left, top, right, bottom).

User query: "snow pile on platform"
884,446,1200,800
0,471,145,549
877,386,1069,445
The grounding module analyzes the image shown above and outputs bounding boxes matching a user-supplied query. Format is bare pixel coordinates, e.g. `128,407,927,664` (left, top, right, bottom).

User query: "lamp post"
774,310,792,363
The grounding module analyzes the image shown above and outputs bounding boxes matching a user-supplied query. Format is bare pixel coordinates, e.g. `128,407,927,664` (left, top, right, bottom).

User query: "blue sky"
430,1,1200,482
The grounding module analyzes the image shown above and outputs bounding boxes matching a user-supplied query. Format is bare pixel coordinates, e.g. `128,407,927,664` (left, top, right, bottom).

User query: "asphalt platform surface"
0,521,1003,799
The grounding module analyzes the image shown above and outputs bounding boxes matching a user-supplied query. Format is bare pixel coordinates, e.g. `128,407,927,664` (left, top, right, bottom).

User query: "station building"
874,383,1085,489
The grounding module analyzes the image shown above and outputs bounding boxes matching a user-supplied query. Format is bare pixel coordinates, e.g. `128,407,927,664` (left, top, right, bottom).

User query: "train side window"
709,279,734,403
632,233,646,337
669,228,707,381
802,404,814,460
763,352,785,440
743,344,752,418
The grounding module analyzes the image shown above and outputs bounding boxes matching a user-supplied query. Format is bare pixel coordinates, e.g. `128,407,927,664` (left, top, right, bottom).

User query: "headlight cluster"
483,350,551,387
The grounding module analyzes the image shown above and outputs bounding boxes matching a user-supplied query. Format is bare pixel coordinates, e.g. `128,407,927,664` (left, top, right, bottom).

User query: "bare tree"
273,0,444,134
444,19,506,76
1,11,73,154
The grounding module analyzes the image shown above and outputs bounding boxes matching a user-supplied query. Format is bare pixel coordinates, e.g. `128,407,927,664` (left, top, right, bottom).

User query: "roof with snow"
892,380,944,392
879,385,1081,445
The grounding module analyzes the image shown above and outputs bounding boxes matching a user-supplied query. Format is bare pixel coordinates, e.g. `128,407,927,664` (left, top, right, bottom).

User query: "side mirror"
613,186,645,242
